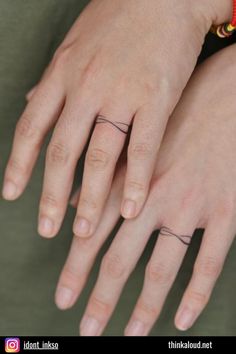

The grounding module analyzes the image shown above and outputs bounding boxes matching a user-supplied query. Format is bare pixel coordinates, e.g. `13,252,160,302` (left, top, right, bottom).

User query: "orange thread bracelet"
211,0,236,38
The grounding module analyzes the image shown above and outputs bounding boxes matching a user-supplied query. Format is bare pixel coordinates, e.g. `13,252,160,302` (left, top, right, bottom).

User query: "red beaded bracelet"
212,0,236,38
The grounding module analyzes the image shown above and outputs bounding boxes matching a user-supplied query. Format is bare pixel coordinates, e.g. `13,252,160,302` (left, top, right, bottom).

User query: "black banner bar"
0,336,236,353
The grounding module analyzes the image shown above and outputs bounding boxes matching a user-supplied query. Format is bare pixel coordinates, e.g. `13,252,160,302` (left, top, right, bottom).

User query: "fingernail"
80,316,101,336
74,217,91,237
122,199,136,218
125,320,145,336
176,308,195,331
2,181,18,200
38,216,54,237
56,287,74,310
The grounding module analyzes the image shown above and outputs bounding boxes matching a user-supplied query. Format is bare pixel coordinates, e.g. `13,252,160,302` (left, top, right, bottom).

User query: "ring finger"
125,210,198,336
73,107,133,238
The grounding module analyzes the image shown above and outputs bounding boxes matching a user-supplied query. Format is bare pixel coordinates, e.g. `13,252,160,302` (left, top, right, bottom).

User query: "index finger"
2,74,64,200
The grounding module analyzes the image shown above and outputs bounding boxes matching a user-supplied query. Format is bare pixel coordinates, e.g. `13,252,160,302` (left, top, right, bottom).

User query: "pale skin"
57,45,236,336
2,0,232,239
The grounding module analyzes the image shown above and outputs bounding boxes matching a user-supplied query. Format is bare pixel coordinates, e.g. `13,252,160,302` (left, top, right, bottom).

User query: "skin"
56,45,236,335
2,0,232,239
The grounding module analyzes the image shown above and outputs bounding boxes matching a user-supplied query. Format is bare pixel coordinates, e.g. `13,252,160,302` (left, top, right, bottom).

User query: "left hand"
56,44,236,335
2,0,231,239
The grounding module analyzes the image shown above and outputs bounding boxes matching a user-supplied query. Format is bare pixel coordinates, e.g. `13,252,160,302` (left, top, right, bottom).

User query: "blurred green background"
0,0,235,336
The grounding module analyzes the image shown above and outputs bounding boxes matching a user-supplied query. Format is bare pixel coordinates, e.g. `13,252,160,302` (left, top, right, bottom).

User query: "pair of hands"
2,0,235,336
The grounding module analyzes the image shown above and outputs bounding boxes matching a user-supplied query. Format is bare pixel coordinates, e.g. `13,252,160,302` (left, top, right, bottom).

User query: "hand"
2,0,231,239
56,44,236,335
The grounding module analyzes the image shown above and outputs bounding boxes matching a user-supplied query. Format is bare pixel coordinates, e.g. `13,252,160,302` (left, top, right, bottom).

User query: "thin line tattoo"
159,226,192,246
95,115,130,134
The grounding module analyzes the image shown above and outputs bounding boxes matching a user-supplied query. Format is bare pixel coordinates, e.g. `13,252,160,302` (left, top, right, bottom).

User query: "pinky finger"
69,188,81,208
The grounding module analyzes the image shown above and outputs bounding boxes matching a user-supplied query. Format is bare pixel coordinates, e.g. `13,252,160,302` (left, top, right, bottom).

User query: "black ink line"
95,115,130,134
159,226,192,246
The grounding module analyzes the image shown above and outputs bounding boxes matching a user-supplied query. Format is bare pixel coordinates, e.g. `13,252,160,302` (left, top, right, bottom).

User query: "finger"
79,197,159,336
73,109,132,238
175,214,235,331
2,74,65,201
26,85,38,101
121,103,170,219
38,92,100,238
26,64,51,101
26,60,55,101
55,164,125,309
125,210,198,336
69,187,81,208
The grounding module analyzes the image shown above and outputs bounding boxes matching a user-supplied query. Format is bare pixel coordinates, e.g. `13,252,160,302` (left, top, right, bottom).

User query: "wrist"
207,0,232,25
189,0,232,37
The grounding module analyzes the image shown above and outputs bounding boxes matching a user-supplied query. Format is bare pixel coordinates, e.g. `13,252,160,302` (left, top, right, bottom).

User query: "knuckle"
40,193,58,210
81,56,101,86
101,252,126,280
128,142,152,161
136,298,159,318
86,148,111,170
194,257,222,278
77,237,93,252
146,262,174,286
216,197,235,219
187,289,209,307
145,175,167,206
126,180,146,193
88,295,112,317
144,73,179,102
159,74,180,99
79,196,98,211
8,158,27,176
47,142,69,165
143,79,160,96
16,115,39,140
61,264,82,288
151,75,170,96
52,46,72,70
180,186,201,210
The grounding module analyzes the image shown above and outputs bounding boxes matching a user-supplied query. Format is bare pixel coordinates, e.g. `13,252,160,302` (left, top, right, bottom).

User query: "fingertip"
38,216,57,238
73,217,93,238
174,321,189,332
2,180,20,201
121,199,137,219
174,308,193,332
55,286,76,310
38,231,57,239
124,320,146,336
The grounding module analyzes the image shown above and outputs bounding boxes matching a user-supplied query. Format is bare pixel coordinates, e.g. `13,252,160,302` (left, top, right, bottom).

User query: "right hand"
57,44,236,335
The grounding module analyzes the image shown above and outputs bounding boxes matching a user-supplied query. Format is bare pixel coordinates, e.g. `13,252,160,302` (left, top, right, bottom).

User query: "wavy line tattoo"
95,115,130,135
159,226,192,246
